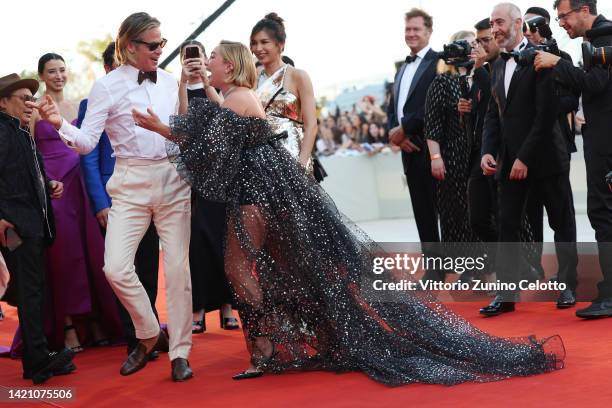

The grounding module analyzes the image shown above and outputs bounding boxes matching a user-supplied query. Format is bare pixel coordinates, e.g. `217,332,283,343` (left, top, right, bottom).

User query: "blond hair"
217,40,257,89
115,12,161,65
437,30,475,75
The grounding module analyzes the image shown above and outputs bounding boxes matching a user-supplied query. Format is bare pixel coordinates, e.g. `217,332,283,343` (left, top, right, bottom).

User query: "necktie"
137,71,157,85
500,52,514,61
405,55,418,64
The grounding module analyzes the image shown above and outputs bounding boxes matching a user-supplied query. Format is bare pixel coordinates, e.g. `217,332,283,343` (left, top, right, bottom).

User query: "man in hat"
0,73,75,384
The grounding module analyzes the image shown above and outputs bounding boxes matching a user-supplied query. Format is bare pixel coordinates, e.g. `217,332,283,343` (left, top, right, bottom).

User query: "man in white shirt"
386,8,441,281
31,12,193,382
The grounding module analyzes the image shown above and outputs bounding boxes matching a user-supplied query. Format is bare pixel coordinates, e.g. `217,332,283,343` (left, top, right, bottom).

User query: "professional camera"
582,42,612,71
524,15,554,40
438,40,474,69
510,16,560,66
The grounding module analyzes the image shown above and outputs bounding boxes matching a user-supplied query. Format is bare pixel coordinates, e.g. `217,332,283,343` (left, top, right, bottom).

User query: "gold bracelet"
430,153,441,161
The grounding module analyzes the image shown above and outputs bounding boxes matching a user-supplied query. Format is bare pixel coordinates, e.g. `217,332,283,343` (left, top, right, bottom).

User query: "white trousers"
104,158,192,360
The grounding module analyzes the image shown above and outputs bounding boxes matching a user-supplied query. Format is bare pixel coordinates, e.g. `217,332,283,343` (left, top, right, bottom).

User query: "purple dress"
10,119,123,354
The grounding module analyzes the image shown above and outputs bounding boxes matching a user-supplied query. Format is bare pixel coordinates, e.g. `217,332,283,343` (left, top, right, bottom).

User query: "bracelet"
430,153,441,161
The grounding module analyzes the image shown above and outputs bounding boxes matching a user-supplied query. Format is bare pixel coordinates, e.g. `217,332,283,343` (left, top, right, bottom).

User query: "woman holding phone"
179,41,238,333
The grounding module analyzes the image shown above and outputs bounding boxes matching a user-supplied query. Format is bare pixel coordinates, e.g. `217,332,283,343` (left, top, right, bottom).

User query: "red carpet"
1,281,611,407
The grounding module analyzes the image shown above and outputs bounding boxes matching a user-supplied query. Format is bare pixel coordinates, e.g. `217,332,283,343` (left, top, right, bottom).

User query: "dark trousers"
496,172,578,298
468,173,498,242
583,142,612,300
402,149,440,243
1,239,49,375
114,223,160,352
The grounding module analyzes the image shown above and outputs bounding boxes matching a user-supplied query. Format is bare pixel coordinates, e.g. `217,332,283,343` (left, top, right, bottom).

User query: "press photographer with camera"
424,31,479,255
534,0,612,318
479,3,577,317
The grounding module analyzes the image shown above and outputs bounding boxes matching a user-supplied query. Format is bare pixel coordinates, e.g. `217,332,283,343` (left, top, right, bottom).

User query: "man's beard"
499,24,518,50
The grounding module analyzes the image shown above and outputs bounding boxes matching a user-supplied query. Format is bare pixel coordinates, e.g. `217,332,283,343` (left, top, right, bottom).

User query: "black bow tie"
500,52,514,62
405,55,418,64
137,71,157,85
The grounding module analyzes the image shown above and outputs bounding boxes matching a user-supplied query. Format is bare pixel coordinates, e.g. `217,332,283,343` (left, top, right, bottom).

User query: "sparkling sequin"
168,98,564,386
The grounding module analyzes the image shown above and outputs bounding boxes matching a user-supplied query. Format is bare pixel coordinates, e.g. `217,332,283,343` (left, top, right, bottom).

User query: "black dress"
424,73,477,243
186,87,232,313
168,98,564,386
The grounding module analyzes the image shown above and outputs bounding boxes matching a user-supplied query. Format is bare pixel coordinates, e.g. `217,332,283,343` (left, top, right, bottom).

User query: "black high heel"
192,319,206,334
232,337,276,380
220,310,239,330
64,325,84,353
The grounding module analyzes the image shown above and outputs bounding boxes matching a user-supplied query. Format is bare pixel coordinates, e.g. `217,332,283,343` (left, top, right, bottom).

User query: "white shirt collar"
411,45,431,60
510,37,528,53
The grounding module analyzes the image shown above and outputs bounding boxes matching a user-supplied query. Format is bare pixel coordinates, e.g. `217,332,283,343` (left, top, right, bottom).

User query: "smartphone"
185,46,200,60
5,228,23,252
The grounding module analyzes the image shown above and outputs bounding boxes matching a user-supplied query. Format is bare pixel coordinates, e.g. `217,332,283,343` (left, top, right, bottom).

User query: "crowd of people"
316,96,392,156
0,0,611,394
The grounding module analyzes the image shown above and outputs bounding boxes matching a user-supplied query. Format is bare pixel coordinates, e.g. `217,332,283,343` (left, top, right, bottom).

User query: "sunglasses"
133,38,168,51
9,94,37,103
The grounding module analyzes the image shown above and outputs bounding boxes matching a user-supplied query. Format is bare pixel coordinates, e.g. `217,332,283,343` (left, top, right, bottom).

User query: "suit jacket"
482,42,569,180
387,48,438,171
553,14,612,154
555,51,580,154
0,112,55,242
77,99,115,214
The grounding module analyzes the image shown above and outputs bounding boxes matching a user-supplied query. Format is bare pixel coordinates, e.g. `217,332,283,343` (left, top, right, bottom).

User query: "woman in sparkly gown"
134,41,565,386
251,13,317,172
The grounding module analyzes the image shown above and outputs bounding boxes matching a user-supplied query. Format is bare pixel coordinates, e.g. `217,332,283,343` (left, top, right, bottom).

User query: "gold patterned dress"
256,64,312,171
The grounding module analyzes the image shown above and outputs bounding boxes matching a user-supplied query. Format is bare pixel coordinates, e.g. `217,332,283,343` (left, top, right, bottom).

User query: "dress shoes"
576,298,612,319
556,289,576,309
479,295,515,316
171,358,193,382
31,348,76,385
120,330,169,376
24,362,76,380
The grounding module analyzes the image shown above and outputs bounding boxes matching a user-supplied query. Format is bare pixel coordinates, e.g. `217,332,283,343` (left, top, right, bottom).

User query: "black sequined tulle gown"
168,98,564,386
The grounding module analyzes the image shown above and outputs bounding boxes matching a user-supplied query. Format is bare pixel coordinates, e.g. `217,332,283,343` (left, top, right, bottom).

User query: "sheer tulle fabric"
168,98,564,386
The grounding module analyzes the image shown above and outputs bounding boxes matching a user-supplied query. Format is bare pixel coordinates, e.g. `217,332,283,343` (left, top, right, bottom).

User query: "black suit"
482,42,578,297
552,15,612,300
0,111,55,376
388,49,440,244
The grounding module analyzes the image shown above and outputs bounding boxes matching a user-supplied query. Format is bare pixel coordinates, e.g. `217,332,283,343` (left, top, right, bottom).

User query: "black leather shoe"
576,298,612,319
479,296,515,316
24,362,76,380
148,351,159,361
171,358,193,382
232,369,264,380
556,289,576,309
120,330,168,376
31,348,76,385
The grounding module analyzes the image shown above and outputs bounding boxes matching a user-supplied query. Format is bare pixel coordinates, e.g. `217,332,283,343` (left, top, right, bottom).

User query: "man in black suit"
0,73,75,383
479,3,578,316
535,0,612,318
387,8,440,279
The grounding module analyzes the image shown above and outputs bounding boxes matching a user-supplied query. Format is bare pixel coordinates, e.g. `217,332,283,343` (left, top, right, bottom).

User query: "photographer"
523,6,580,307
479,3,577,316
460,18,499,245
535,0,612,318
424,31,478,252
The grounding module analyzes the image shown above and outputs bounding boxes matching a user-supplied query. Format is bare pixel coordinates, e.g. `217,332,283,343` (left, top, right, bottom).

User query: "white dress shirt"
504,37,528,97
397,46,431,124
59,64,179,159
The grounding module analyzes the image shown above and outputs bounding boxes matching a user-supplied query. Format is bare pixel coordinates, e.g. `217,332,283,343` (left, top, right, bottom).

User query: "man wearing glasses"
535,0,612,319
31,12,194,381
0,73,74,384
